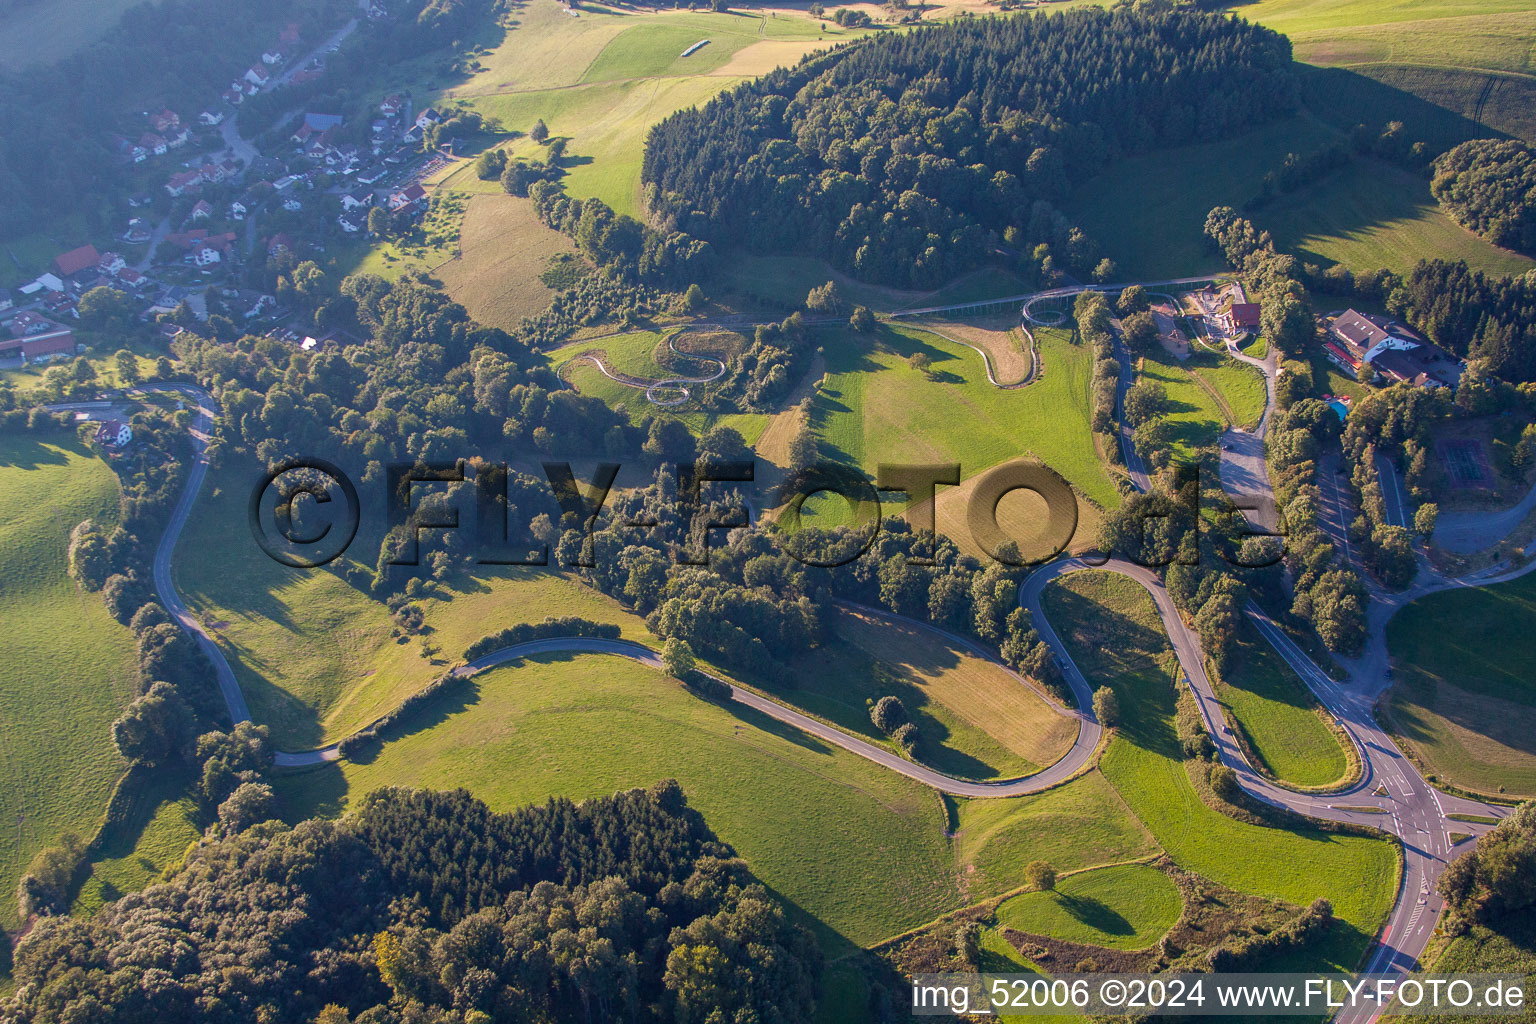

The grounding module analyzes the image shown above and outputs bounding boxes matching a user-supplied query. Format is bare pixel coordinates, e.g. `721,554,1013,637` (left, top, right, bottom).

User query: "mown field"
280,651,960,954
0,434,139,930
1214,617,1351,789
995,863,1183,950
810,323,1120,508
432,193,577,331
1067,112,1532,281
766,606,1079,782
1386,570,1536,798
0,0,148,70
1044,571,1398,970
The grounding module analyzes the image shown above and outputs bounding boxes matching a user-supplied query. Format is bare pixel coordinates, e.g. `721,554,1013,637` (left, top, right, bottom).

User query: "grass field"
810,323,1120,508
1418,913,1536,1021
1186,350,1268,432
279,651,960,953
1136,348,1228,461
172,459,657,749
995,863,1183,950
765,606,1079,782
950,773,1162,902
434,193,578,331
0,434,139,930
1066,112,1532,281
70,769,200,917
1215,617,1351,789
1386,570,1536,798
448,6,866,220
0,0,149,70
1044,571,1398,970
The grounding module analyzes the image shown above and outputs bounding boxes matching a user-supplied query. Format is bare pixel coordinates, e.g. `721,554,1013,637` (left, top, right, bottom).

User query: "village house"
122,218,152,244
190,199,214,221
340,189,373,211
96,252,127,277
267,233,296,257
95,419,133,448
139,132,168,156
165,170,202,196
199,109,225,126
149,109,180,133
388,183,427,213
230,200,249,220
243,65,270,90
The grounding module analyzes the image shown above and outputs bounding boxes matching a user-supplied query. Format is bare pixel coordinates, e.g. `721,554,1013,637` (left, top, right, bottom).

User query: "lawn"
1385,570,1536,798
278,651,961,953
951,772,1163,903
759,606,1079,782
0,433,139,930
1066,112,1531,280
1186,350,1268,432
1136,347,1228,460
995,863,1183,950
1044,570,1398,970
1214,617,1351,789
810,323,1120,508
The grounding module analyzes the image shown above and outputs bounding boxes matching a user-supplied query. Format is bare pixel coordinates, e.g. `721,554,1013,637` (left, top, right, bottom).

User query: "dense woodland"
643,8,1297,286
2,785,821,1024
1431,139,1536,256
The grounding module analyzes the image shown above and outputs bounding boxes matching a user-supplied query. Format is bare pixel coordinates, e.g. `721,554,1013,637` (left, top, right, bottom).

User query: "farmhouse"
94,419,133,448
52,245,101,279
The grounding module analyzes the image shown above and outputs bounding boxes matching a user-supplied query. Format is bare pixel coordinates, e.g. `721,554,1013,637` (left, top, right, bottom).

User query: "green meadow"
995,863,1183,950
1067,113,1532,281
1215,618,1352,790
1386,570,1536,798
810,323,1120,508
0,434,139,930
1044,570,1398,970
281,651,961,953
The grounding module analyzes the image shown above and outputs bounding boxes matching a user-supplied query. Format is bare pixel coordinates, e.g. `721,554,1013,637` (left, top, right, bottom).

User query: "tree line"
1431,139,1536,256
3,783,822,1024
643,8,1298,287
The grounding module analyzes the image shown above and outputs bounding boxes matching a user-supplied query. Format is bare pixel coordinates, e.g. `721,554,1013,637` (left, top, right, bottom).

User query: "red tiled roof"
52,244,101,277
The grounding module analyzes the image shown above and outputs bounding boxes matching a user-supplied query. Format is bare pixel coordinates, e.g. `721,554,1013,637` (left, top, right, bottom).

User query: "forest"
1,784,821,1024
642,7,1297,287
1431,139,1536,256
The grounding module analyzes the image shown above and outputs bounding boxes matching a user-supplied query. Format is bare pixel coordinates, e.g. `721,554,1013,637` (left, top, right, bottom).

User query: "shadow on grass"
0,432,80,470
1054,891,1136,938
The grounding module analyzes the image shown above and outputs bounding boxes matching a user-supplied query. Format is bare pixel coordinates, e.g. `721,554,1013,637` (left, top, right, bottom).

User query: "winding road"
66,275,1530,1018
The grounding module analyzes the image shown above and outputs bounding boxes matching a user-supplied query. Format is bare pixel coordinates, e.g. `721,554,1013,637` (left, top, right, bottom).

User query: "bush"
890,721,919,751
663,636,696,680
869,695,910,734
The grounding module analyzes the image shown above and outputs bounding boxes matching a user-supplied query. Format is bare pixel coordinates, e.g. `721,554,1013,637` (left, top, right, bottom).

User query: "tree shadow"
0,432,79,470
1055,892,1136,937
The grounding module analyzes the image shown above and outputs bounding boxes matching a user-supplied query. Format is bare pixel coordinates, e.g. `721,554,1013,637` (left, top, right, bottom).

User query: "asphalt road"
1433,477,1536,554
68,276,1532,1018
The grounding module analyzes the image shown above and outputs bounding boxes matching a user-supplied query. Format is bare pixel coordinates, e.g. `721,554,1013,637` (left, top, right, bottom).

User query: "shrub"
869,695,910,734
